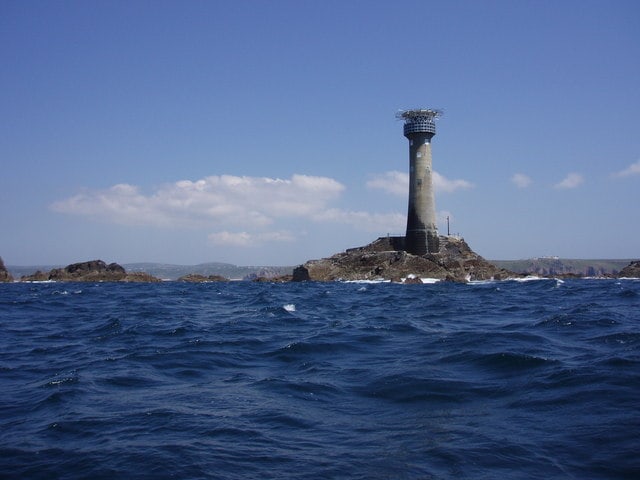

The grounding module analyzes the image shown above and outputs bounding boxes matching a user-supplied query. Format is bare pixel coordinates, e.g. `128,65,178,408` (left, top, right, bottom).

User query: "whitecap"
283,304,296,312
401,274,440,284
419,278,441,284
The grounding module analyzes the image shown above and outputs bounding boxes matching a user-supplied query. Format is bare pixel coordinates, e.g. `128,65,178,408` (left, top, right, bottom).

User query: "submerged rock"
292,236,514,283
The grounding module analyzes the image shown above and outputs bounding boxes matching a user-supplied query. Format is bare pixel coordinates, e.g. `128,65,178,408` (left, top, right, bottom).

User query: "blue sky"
1,0,639,266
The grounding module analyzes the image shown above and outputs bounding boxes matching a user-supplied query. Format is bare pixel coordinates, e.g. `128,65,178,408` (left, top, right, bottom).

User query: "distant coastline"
490,258,634,277
5,258,638,282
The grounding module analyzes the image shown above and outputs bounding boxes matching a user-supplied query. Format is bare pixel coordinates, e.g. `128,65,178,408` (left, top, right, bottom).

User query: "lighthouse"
396,108,442,255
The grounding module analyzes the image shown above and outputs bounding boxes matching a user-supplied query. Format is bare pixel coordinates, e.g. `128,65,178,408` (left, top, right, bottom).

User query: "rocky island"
20,260,161,282
619,260,640,278
292,235,513,283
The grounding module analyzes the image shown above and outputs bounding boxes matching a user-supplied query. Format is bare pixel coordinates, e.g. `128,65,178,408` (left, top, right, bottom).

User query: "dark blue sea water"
1,279,639,479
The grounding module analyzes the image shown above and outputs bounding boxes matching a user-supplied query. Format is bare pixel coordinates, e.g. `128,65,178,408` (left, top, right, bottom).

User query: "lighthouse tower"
397,108,442,255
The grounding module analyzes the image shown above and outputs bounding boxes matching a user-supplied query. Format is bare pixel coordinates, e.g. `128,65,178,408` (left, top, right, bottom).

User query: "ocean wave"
1,279,638,479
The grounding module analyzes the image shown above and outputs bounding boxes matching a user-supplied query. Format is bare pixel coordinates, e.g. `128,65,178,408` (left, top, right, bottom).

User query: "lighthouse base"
406,230,440,255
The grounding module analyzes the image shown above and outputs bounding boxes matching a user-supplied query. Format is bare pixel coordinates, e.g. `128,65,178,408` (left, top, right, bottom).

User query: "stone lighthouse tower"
397,108,442,255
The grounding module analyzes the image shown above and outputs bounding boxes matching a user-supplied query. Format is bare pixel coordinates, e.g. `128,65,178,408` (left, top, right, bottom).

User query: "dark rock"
0,257,13,283
618,260,640,278
294,236,515,283
291,265,311,282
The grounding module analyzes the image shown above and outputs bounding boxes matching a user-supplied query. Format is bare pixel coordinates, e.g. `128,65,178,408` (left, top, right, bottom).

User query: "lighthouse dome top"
397,108,443,136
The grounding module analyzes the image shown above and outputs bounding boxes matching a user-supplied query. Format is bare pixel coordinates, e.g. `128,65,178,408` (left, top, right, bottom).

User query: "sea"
1,278,638,479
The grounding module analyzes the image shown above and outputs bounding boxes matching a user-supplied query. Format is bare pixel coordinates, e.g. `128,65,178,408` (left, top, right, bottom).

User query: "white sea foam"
508,275,549,282
467,279,497,285
343,279,391,284
403,274,441,284
283,304,296,312
419,278,441,284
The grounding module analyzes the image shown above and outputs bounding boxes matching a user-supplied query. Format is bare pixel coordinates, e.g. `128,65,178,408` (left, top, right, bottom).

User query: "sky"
1,0,639,266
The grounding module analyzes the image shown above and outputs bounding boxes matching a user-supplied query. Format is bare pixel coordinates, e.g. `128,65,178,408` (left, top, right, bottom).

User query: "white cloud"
51,174,345,227
433,171,474,193
365,171,408,196
208,230,295,247
51,173,414,248
554,173,584,189
511,173,532,188
367,170,473,196
612,160,640,178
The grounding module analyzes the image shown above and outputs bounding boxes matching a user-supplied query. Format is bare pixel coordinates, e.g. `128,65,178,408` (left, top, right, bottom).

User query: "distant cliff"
490,258,633,277
293,236,513,283
0,257,13,283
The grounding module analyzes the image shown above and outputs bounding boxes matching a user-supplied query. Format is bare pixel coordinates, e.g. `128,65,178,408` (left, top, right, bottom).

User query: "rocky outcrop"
251,274,292,283
47,260,125,281
20,260,161,282
122,272,162,283
293,236,514,283
0,257,13,283
21,270,49,282
618,260,640,278
177,273,229,282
